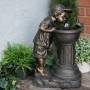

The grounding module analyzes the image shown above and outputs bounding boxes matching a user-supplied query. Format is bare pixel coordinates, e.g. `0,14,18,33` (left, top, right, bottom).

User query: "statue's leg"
33,44,60,87
33,44,47,76
37,58,45,76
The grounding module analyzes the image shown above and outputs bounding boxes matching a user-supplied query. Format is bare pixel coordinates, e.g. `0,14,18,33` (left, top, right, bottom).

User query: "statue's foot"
35,67,52,80
33,73,60,88
35,67,52,79
33,67,53,87
37,68,44,76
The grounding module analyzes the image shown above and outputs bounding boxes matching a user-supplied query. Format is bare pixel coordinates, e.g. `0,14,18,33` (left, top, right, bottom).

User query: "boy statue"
33,4,72,77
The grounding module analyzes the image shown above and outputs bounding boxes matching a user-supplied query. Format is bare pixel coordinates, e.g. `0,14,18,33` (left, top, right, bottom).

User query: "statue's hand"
48,27,56,32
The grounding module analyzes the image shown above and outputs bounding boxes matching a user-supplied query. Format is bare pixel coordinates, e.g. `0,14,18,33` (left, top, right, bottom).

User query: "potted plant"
49,0,83,88
50,0,80,29
2,43,35,80
75,36,90,73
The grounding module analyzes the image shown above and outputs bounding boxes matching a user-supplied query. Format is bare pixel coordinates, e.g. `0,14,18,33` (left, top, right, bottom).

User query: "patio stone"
82,72,90,88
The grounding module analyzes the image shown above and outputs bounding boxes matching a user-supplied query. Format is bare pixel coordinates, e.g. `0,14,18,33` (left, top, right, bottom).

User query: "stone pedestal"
52,28,82,88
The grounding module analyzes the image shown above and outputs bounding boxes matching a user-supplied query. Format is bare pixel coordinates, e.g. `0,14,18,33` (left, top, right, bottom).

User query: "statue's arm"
39,26,56,32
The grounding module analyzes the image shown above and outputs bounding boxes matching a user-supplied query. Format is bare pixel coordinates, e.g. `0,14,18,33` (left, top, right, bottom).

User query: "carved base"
52,77,81,88
33,70,58,88
33,77,59,88
33,75,81,89
33,64,81,89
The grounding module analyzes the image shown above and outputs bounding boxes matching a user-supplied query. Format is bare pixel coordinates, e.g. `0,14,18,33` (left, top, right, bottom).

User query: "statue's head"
50,4,72,22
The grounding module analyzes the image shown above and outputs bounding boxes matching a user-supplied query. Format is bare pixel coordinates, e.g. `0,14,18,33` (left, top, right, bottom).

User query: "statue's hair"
49,4,72,16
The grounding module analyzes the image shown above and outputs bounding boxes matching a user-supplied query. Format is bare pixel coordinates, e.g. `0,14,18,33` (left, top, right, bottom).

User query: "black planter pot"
0,87,4,90
15,67,28,80
28,70,35,77
52,28,82,88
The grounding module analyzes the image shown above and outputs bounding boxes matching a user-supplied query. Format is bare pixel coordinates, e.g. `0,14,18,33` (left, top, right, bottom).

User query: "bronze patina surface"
32,4,82,88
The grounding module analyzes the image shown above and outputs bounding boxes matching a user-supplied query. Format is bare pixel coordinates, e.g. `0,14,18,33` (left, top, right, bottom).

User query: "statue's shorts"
33,44,47,59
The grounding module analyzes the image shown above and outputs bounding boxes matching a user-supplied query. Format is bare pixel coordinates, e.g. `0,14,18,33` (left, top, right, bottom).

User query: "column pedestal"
52,28,82,88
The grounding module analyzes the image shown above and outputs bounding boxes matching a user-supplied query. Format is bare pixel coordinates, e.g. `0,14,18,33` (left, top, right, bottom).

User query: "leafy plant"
50,0,78,29
0,75,19,90
45,46,58,68
75,37,90,63
0,59,19,90
0,43,35,89
2,43,35,71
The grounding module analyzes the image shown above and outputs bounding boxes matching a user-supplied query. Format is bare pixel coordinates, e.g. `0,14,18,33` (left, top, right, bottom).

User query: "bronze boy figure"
33,4,71,77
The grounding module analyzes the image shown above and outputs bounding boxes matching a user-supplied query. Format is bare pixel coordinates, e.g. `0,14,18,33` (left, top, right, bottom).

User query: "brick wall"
78,0,90,37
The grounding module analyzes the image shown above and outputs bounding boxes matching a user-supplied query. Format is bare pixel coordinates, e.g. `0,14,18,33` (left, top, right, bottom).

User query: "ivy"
75,37,90,63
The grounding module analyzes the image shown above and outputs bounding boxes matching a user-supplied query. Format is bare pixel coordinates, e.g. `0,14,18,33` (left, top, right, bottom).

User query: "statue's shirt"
33,16,55,48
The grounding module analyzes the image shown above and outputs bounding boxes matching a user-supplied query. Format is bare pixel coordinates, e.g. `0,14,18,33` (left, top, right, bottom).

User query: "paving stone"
62,87,90,90
82,72,90,88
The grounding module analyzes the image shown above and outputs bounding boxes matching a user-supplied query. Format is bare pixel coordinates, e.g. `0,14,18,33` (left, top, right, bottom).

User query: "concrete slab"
82,72,90,88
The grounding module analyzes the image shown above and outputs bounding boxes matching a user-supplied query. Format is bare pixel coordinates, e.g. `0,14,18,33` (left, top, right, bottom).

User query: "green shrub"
0,75,19,90
0,43,35,90
50,0,78,29
2,43,35,71
75,37,90,63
